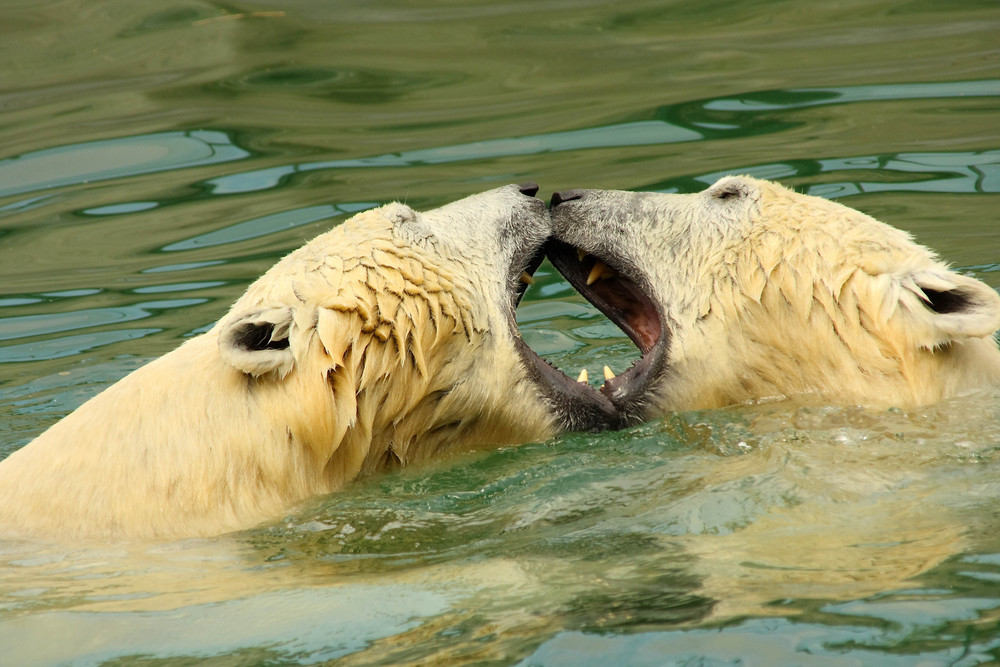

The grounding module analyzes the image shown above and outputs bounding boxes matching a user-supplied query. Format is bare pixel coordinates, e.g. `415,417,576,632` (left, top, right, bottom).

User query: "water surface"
1,1,999,664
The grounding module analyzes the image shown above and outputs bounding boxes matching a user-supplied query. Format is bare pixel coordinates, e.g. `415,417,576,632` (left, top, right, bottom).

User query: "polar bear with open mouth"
547,175,1000,414
0,184,641,540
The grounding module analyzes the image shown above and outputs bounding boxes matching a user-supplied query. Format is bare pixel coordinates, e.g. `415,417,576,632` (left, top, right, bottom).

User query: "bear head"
214,183,622,482
547,175,1000,411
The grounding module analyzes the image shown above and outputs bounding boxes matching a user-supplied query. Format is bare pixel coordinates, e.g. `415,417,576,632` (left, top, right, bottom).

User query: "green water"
1,1,999,664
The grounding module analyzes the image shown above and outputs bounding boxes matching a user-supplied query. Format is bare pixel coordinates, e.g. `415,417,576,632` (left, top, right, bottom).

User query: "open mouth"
509,239,669,432
548,241,662,356
546,240,669,416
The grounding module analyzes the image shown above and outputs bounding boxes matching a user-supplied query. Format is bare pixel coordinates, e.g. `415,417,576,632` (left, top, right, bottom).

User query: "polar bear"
0,184,626,541
546,175,1000,414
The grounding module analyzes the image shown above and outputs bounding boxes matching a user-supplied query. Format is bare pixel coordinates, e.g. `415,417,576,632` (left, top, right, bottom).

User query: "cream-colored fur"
551,176,1000,411
0,186,557,540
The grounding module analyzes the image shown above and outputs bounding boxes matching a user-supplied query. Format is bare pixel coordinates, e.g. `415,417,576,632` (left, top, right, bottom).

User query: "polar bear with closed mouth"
546,175,1000,414
0,184,636,541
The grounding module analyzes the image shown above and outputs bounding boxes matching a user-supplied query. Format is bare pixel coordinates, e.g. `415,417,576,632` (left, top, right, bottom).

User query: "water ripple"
1,79,995,211
0,299,206,343
654,150,1000,197
703,79,1000,112
162,204,373,252
0,130,249,199
203,121,703,195
0,298,210,363
0,329,163,364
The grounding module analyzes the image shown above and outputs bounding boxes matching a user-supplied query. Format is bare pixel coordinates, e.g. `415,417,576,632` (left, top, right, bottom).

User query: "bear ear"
904,269,1000,347
707,176,757,202
218,307,296,377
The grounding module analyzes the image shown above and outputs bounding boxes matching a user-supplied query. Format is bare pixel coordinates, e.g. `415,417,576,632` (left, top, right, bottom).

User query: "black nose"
550,190,584,207
518,182,540,197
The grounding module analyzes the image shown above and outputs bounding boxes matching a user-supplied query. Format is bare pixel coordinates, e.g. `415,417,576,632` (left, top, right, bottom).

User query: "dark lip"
507,237,624,432
542,239,670,426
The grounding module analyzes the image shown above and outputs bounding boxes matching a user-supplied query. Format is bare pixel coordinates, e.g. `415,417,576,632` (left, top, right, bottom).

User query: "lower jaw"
515,337,668,433
517,344,622,432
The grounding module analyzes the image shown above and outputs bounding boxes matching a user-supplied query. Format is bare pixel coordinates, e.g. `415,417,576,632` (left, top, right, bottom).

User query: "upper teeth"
586,260,618,285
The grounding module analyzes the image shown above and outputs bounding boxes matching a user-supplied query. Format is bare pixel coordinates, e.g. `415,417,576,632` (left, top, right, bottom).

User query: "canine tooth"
519,271,535,285
586,261,606,285
577,368,589,383
603,365,615,381
586,260,618,285
576,248,589,262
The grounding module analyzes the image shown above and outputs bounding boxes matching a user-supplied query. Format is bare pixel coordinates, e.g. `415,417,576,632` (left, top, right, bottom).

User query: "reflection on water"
2,398,999,665
703,79,1000,112
4,80,994,207
1,0,999,664
202,121,705,195
0,131,249,199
